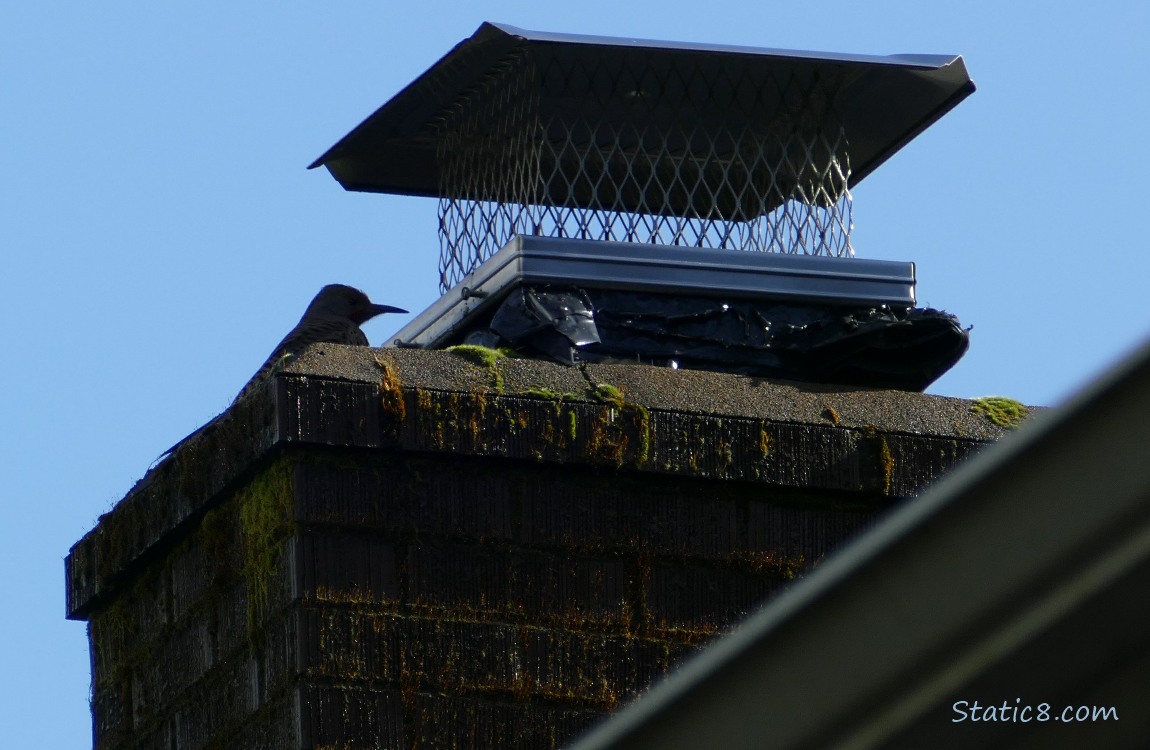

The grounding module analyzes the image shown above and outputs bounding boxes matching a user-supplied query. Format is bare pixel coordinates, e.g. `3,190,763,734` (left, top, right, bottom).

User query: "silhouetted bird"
233,283,407,402
157,284,406,462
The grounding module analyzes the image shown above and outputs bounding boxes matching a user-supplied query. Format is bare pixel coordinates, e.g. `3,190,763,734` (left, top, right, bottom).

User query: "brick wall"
68,347,1005,749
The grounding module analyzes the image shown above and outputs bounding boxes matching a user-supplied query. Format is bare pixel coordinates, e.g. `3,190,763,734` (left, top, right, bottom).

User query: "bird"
157,284,406,462
232,283,407,403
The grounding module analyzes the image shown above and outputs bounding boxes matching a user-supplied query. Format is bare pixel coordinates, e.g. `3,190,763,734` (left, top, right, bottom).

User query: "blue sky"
4,1,1148,744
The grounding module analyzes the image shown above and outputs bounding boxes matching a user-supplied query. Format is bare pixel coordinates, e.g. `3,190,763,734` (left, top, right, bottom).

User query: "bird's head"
307,284,407,325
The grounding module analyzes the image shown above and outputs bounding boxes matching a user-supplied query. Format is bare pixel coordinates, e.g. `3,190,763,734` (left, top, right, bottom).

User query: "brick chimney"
66,346,1011,748
67,21,993,749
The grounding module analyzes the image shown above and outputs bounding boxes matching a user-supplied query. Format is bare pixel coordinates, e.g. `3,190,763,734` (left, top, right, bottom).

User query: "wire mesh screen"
433,43,855,293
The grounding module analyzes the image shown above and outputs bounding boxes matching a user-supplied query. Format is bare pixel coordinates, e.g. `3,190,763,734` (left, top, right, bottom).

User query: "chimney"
66,23,1000,750
310,22,975,389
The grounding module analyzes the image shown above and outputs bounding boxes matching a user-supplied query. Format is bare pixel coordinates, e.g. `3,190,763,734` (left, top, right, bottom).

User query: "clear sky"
4,1,1147,744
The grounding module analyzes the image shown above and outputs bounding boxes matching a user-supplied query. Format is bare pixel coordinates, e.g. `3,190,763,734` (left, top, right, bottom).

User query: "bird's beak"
370,303,408,318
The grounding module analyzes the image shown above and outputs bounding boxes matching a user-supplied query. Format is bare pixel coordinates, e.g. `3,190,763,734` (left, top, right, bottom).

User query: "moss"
879,437,895,495
553,378,650,469
236,457,295,638
522,387,585,449
374,354,406,432
586,398,650,468
413,387,447,449
972,396,1029,429
446,344,507,368
758,427,774,458
630,403,651,467
715,436,733,474
588,419,629,467
863,425,896,495
590,382,625,408
465,390,490,445
445,344,506,391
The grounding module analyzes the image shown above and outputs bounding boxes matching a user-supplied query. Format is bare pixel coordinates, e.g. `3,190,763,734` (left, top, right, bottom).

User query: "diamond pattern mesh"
433,43,855,293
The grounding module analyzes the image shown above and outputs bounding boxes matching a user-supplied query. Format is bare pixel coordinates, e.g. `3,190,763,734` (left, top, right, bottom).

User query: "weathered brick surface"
292,531,400,603
79,450,901,748
744,502,879,562
413,694,600,750
407,540,516,614
509,549,630,626
295,607,403,683
645,563,786,632
297,684,405,748
522,629,695,703
69,350,1015,748
404,618,521,694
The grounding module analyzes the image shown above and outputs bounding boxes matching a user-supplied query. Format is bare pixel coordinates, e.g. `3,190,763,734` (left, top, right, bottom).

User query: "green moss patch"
972,396,1029,429
445,345,509,391
237,458,295,637
445,344,509,368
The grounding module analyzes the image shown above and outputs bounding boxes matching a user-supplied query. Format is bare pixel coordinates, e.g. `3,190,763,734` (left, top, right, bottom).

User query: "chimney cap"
308,21,975,208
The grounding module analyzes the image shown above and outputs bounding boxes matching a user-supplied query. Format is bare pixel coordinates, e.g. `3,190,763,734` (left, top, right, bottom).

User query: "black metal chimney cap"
309,22,974,209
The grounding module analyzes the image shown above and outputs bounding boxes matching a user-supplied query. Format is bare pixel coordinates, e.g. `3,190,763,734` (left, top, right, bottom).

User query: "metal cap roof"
309,22,975,210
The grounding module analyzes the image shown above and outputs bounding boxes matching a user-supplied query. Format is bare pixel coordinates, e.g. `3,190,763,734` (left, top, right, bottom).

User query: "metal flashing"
388,235,916,349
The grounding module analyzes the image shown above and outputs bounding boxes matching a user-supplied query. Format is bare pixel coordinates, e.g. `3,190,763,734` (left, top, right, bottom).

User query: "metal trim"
389,235,915,348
